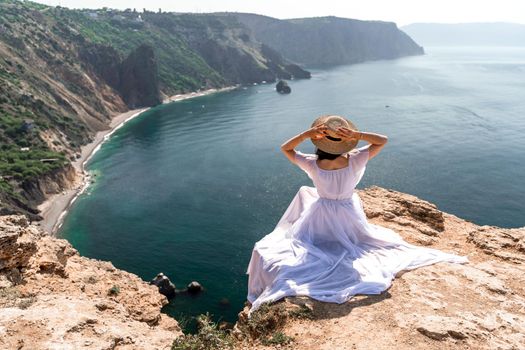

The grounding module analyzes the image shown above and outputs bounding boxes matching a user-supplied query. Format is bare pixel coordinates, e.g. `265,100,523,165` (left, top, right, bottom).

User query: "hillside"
230,13,424,66
1,186,523,349
0,0,310,220
402,22,525,47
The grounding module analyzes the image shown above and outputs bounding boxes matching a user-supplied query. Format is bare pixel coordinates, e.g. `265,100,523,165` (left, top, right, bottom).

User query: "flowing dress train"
246,145,468,314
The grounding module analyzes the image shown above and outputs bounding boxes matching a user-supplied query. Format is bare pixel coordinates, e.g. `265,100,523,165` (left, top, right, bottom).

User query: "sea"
58,46,525,330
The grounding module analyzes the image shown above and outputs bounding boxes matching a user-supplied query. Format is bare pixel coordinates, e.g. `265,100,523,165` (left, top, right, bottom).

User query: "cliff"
0,215,182,349
0,0,311,218
233,13,424,66
233,186,525,349
1,186,523,349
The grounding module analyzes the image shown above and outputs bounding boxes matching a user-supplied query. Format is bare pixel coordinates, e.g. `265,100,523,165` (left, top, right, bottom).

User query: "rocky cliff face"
2,187,523,349
20,164,78,218
143,13,311,84
234,14,424,66
0,215,182,349
80,43,162,108
118,44,162,108
0,1,311,218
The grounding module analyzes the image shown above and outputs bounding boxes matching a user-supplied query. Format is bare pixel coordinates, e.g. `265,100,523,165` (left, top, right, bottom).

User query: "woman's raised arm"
280,124,328,164
336,127,388,160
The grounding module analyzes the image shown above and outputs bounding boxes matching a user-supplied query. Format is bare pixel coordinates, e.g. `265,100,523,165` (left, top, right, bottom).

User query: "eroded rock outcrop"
235,14,425,66
276,80,291,94
151,272,177,299
235,186,525,350
0,215,182,349
119,44,162,108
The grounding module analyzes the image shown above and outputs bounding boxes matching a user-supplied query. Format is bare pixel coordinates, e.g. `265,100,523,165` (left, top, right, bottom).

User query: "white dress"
246,145,468,314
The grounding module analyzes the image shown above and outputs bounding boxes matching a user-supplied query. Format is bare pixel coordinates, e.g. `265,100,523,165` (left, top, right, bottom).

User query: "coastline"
36,86,237,235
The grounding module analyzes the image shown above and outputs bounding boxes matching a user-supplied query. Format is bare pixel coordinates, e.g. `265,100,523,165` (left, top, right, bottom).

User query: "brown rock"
0,215,182,349
236,187,525,350
0,215,38,272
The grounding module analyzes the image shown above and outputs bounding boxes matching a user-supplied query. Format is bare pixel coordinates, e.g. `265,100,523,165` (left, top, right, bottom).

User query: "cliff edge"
234,186,525,350
0,215,182,349
1,186,524,349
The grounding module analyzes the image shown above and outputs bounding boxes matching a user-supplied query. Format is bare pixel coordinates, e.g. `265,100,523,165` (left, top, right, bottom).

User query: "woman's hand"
335,126,360,141
302,124,328,140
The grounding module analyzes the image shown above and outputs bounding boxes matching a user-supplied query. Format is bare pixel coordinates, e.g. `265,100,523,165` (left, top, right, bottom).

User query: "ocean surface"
58,46,525,330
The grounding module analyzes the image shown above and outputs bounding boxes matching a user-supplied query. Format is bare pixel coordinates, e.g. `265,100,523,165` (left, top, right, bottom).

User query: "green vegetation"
0,146,66,181
170,305,299,348
288,303,314,319
240,303,288,339
0,111,67,182
261,331,294,346
0,0,309,216
171,313,233,350
50,7,226,94
107,285,121,296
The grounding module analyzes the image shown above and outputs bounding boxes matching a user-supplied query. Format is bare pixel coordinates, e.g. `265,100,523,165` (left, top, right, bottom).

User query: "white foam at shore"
42,87,237,235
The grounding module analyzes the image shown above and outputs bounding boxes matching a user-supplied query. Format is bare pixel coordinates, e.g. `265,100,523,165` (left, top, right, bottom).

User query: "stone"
118,44,162,108
416,315,478,340
187,281,203,295
0,215,182,349
276,80,291,94
150,273,176,299
0,216,38,271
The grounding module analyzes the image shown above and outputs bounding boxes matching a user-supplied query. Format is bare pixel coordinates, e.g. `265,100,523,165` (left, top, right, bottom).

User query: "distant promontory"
231,13,424,66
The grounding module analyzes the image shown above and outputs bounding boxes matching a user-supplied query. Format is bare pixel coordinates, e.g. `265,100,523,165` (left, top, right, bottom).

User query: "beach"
36,86,236,235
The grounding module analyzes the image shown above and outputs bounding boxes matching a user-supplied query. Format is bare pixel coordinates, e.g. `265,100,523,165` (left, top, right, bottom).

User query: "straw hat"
311,115,359,154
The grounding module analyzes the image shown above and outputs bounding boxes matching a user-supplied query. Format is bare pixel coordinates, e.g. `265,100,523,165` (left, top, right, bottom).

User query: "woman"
246,115,468,315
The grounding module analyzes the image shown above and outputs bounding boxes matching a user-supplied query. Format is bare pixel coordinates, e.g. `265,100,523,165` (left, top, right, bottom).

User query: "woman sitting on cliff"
246,115,468,314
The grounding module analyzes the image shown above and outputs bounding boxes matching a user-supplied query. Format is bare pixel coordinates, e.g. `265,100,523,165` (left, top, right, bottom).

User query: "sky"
35,0,525,26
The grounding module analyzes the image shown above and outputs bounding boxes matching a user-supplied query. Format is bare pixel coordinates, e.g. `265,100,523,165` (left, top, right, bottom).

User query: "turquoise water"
58,47,525,329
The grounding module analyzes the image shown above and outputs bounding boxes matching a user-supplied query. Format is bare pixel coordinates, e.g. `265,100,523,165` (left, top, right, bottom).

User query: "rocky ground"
0,215,182,349
1,186,524,349
235,186,525,350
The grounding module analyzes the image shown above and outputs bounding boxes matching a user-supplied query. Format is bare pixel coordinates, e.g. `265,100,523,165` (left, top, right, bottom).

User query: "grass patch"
261,331,294,346
241,303,288,339
171,313,233,350
288,303,314,320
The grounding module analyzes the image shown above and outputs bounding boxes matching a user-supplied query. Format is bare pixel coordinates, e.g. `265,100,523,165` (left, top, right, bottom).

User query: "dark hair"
315,148,342,160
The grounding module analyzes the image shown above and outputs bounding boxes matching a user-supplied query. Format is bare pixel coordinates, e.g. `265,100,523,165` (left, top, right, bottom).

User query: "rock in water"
150,273,176,299
219,297,231,307
187,281,203,294
276,80,291,94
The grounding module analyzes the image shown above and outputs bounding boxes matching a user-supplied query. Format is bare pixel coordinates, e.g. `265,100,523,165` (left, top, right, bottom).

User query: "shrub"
171,313,233,350
107,285,120,296
242,302,288,339
261,331,294,346
288,303,314,320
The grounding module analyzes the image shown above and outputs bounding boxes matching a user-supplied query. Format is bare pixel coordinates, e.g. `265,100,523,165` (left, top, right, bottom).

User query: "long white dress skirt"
246,147,468,315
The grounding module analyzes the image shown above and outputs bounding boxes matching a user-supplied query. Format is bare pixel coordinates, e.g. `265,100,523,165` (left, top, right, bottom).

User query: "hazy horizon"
34,0,525,26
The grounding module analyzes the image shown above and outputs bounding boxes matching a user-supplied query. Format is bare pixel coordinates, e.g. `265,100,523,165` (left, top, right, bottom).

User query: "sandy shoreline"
36,86,237,235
